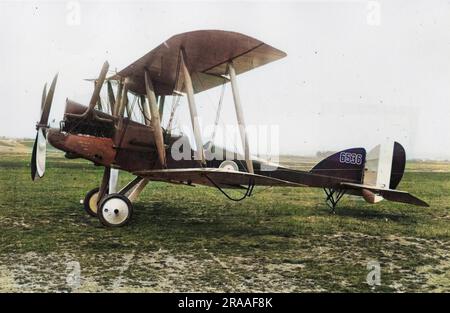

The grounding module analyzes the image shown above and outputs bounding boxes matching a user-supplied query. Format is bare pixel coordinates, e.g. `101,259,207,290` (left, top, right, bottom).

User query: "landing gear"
98,194,133,227
83,187,109,217
323,188,346,213
83,187,101,217
83,176,145,227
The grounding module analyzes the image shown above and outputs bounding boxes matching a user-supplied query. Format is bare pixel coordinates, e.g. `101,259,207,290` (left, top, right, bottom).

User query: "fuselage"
47,99,357,189
48,100,202,172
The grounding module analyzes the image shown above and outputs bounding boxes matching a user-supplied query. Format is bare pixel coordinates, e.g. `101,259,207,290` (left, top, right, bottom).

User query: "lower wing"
133,168,307,188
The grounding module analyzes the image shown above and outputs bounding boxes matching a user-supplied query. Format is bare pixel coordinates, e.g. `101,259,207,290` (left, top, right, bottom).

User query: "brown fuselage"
47,100,201,173
47,99,360,189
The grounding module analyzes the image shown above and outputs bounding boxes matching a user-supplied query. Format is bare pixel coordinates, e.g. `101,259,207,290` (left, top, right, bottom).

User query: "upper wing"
341,182,429,207
133,168,306,188
111,30,286,96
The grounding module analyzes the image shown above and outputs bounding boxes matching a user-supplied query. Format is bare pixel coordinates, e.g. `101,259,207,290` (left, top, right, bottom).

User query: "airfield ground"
0,139,449,292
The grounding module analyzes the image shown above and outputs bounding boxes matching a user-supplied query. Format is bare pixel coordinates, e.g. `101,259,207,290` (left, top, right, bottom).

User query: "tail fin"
311,148,366,183
363,141,406,190
356,141,423,205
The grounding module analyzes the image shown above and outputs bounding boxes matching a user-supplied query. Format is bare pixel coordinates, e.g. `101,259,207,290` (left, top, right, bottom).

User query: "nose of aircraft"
47,128,68,151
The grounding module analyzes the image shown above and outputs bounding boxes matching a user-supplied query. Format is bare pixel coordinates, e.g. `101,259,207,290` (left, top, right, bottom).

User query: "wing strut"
159,95,165,120
228,62,254,173
114,80,123,117
181,49,206,165
140,91,151,126
65,61,113,123
117,78,130,117
145,70,167,168
107,81,116,115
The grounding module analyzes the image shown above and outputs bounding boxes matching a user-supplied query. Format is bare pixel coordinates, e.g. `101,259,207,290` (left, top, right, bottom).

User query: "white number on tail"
339,152,363,165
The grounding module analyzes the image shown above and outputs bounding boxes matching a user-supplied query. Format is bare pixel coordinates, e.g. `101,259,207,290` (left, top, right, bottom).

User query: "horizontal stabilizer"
341,182,429,207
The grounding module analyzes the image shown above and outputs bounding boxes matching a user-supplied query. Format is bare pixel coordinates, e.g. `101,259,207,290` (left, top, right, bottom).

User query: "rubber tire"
84,187,101,217
98,194,133,227
219,160,239,172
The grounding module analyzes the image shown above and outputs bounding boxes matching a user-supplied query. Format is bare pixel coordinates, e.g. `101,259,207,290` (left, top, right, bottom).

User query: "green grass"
0,151,449,292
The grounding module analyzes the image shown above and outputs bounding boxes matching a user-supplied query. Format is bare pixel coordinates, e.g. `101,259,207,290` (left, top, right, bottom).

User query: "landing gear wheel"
219,160,239,172
84,187,101,217
98,194,133,227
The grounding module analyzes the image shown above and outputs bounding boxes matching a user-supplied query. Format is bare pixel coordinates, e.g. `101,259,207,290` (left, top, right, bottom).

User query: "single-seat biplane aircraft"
31,30,428,227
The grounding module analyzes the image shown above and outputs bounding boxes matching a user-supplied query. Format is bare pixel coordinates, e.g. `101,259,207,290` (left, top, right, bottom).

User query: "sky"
0,0,449,159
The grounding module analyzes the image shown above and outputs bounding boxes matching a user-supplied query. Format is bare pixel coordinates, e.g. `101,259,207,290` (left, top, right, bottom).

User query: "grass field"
0,141,449,292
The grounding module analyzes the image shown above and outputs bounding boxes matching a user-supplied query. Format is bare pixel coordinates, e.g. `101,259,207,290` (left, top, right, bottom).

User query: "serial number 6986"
222,297,272,309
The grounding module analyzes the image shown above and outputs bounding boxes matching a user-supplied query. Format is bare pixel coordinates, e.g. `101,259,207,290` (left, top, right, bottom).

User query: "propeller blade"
31,128,47,181
31,133,38,181
33,74,57,181
39,73,58,126
41,83,47,112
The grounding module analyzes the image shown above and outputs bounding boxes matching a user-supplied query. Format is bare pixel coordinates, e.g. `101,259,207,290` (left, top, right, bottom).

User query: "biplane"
31,30,428,227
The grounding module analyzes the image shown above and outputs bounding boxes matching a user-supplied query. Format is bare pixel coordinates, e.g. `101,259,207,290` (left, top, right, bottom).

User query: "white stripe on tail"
363,141,395,203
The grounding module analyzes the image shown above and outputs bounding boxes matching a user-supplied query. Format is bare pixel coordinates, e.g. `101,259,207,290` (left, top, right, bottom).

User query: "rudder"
363,141,406,189
390,142,406,189
361,141,407,204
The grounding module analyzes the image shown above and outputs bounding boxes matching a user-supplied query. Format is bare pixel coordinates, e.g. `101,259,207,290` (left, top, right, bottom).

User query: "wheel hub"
101,197,130,225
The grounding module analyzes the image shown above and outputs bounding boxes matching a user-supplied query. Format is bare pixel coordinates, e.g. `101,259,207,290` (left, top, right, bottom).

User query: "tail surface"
354,141,427,206
363,141,405,190
311,142,428,207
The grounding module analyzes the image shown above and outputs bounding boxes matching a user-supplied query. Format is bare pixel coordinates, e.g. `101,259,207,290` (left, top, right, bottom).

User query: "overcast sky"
1,0,449,159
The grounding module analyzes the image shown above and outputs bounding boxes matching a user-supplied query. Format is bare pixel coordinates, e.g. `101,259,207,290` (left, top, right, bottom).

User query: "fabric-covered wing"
111,30,286,96
133,168,306,188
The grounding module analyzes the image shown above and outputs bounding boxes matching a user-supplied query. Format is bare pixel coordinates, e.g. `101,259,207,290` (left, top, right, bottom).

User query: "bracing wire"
130,95,139,121
167,93,182,132
211,80,227,144
167,51,184,134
